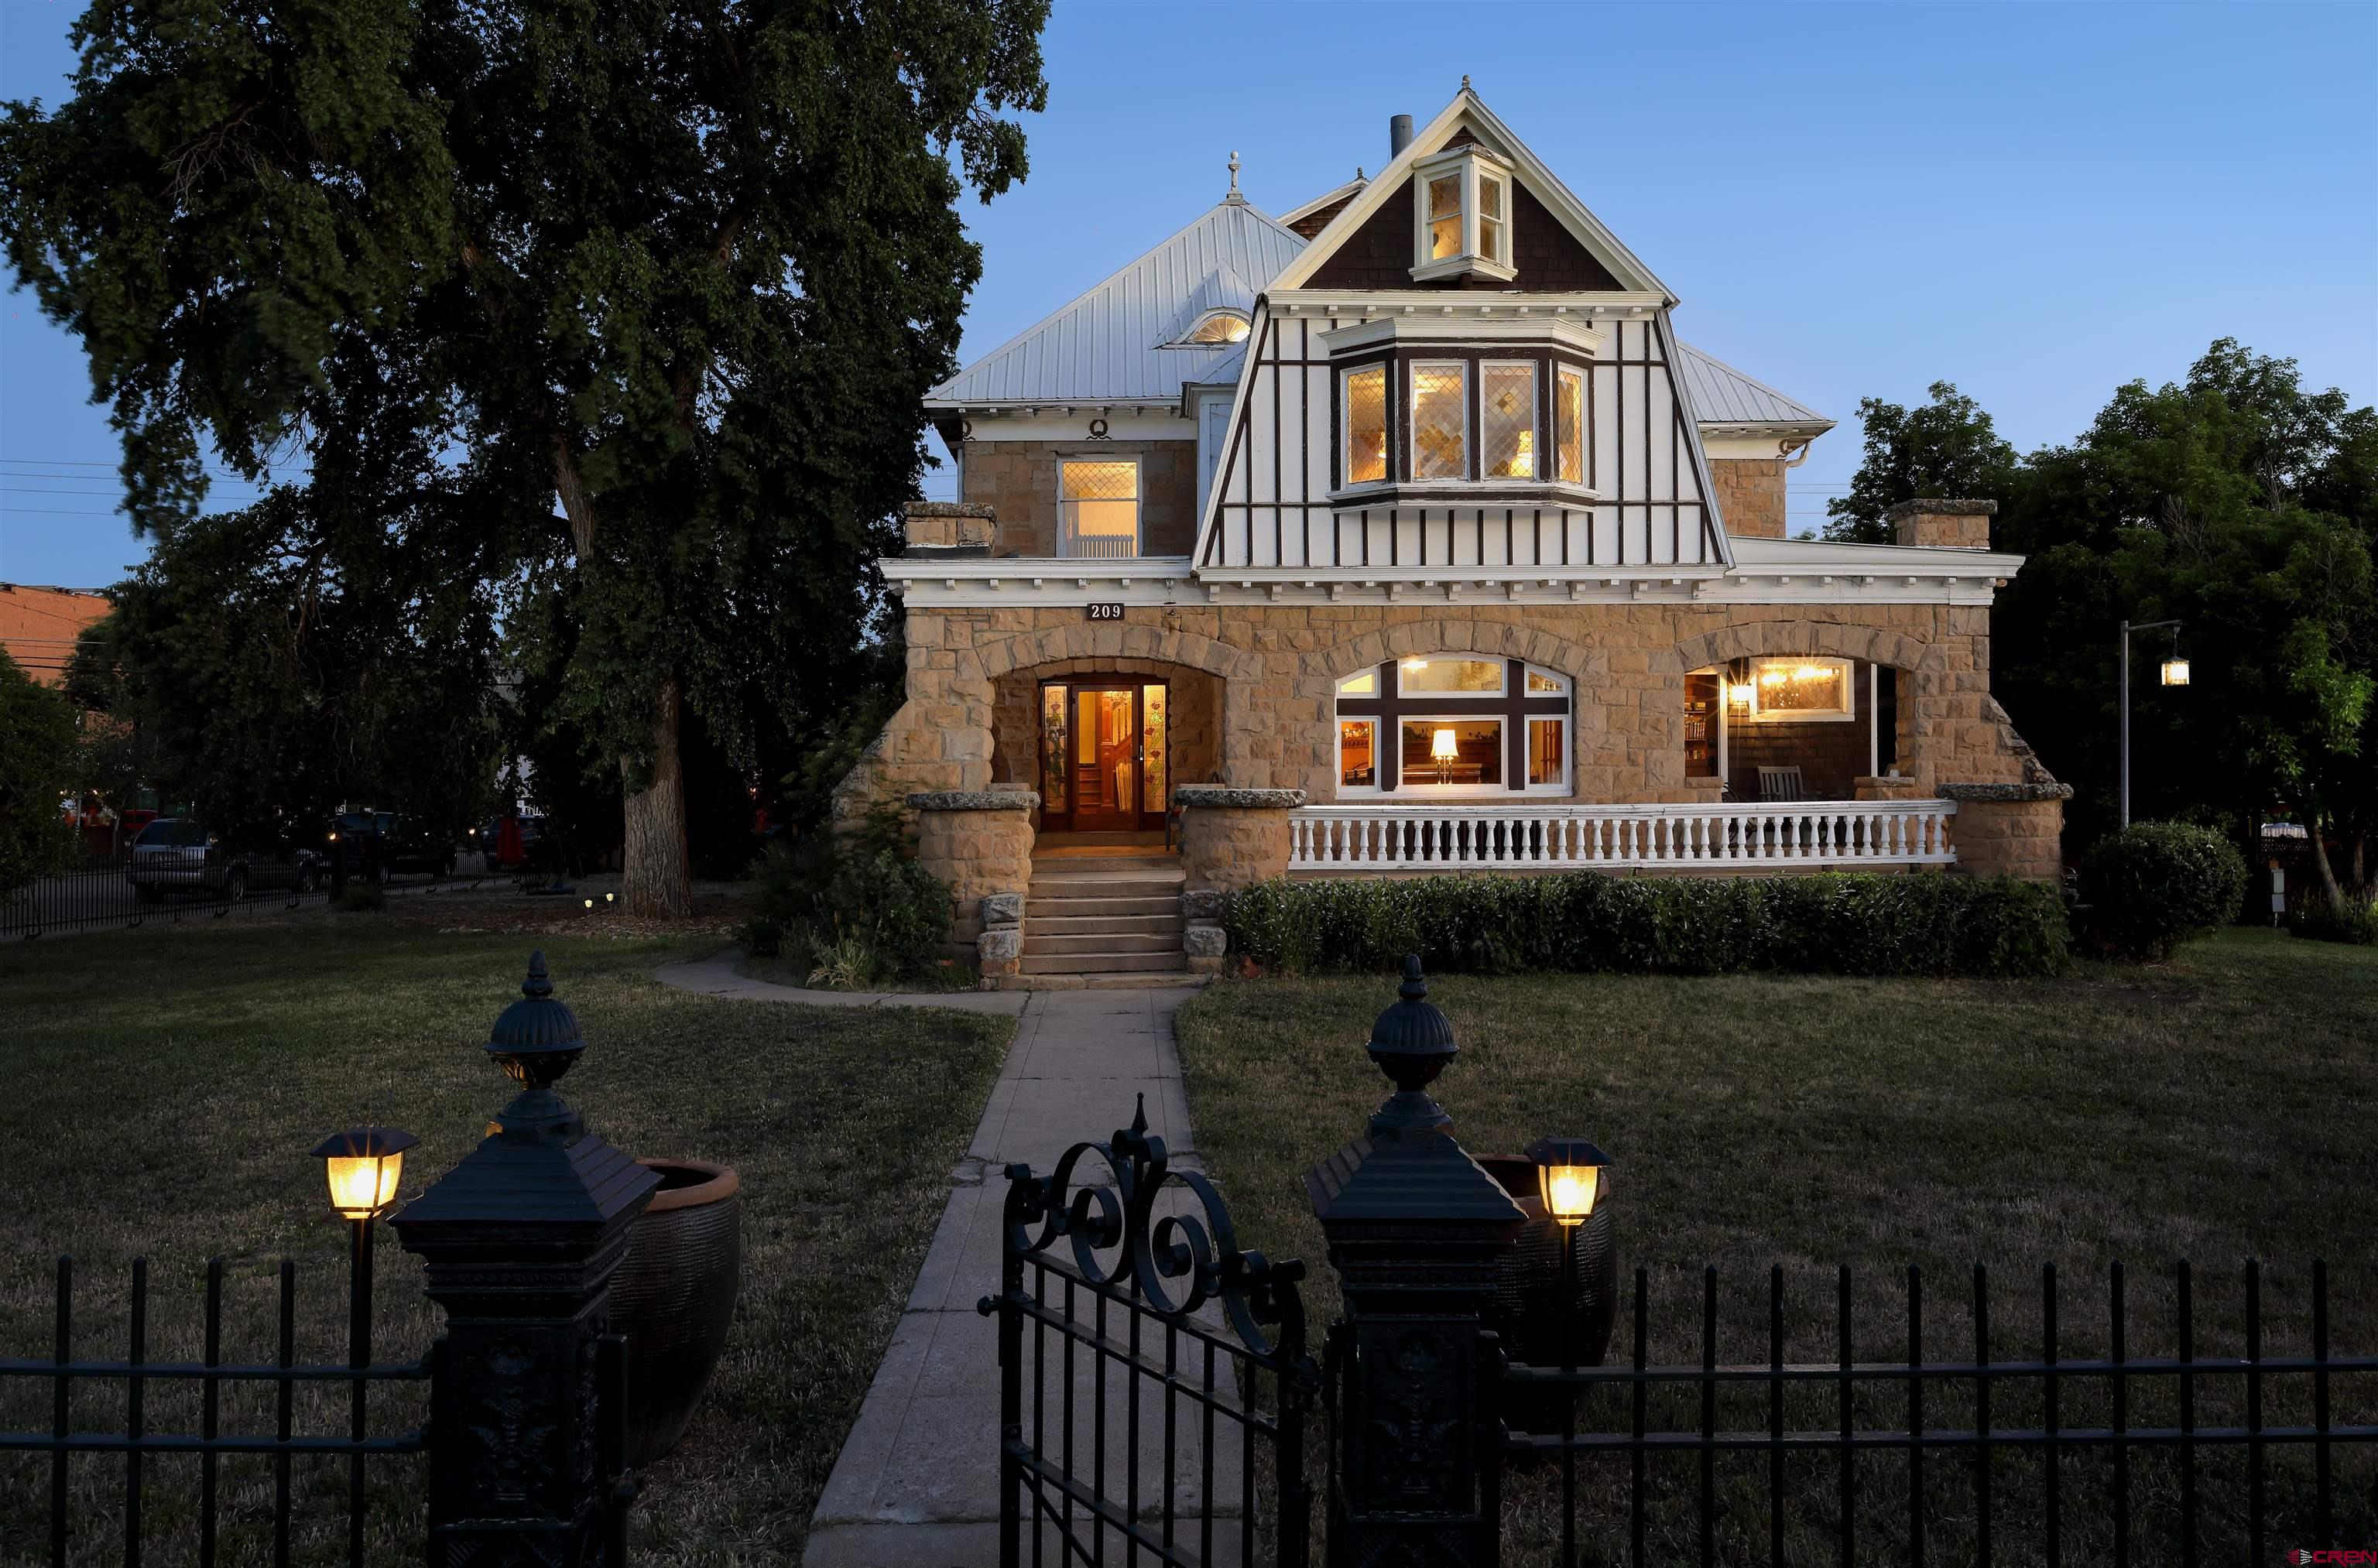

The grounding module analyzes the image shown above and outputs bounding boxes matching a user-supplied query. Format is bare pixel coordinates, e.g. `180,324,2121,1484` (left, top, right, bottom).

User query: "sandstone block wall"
910,796,1037,957
1890,498,1995,550
1708,457,1787,539
1177,794,1300,892
961,439,1200,558
838,603,2051,825
1941,785,2070,883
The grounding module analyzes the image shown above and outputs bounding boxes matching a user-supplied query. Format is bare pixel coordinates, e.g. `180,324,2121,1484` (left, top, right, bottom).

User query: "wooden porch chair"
1756,765,1807,803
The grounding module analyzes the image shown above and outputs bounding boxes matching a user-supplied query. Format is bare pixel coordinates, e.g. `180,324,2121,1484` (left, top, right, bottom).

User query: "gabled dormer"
1409,142,1517,284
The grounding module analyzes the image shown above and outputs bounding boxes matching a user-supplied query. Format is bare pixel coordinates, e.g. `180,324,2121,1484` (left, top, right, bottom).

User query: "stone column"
1888,497,1996,549
1853,775,1924,802
1174,785,1304,893
392,953,660,1565
1309,959,1524,1565
909,790,1037,963
1941,781,2071,882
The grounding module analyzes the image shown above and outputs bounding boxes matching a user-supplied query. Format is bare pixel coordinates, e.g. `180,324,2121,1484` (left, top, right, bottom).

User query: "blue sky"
2,0,2372,588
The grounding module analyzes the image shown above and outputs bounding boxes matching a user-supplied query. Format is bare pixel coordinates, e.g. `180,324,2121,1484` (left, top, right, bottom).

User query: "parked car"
478,815,548,868
326,811,463,881
126,819,323,902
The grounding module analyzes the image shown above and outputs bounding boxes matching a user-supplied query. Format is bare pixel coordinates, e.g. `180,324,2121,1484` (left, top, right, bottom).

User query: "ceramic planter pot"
609,1158,741,1465
1476,1154,1618,1437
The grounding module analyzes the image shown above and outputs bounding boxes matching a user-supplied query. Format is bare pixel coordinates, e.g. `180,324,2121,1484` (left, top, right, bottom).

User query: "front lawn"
0,916,1012,1564
1174,927,2378,1558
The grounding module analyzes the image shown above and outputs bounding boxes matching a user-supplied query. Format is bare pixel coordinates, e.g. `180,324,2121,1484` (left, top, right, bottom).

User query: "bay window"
1343,365,1388,485
1556,366,1585,484
1482,362,1537,478
1410,361,1467,479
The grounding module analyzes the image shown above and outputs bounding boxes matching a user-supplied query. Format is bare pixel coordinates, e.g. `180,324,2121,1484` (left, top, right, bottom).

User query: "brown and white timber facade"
845,88,2068,982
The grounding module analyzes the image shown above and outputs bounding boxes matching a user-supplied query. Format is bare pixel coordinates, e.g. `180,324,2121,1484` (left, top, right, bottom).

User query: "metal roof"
1675,342,1831,430
927,199,1307,406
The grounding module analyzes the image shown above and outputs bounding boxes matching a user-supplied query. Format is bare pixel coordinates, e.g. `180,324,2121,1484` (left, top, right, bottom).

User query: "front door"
1039,680,1168,833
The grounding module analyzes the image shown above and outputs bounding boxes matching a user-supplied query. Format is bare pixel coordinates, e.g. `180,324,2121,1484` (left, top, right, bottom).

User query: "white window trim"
1340,364,1391,490
1744,656,1857,723
1525,715,1571,791
1407,360,1469,482
1057,454,1143,559
1478,359,1540,483
1170,309,1250,347
1409,146,1520,285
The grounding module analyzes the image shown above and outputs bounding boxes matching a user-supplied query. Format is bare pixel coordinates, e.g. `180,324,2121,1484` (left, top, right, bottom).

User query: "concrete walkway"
653,951,1208,1567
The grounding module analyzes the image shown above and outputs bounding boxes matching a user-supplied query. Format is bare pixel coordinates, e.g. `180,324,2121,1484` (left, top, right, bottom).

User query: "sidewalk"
651,953,1208,1566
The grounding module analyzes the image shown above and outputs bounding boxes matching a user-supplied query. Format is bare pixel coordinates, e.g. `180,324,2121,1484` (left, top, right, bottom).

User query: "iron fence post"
1306,957,1523,1567
390,951,659,1566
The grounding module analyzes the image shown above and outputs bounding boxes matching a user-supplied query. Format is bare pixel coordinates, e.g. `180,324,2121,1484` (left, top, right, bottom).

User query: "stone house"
843,87,2068,984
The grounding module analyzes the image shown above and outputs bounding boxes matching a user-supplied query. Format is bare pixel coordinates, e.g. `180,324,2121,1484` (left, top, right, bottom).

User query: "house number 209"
1085,603,1125,621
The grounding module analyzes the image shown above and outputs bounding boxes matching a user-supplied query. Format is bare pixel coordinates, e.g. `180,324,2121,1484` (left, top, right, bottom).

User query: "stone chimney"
903,500,999,556
1887,498,1996,549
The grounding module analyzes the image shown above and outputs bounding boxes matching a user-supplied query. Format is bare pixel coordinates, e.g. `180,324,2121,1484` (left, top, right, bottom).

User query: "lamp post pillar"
391,951,659,1565
2119,619,2131,831
1307,957,1524,1566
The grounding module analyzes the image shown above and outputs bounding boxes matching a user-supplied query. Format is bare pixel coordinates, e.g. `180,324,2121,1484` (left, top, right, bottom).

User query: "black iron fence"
1492,1258,2377,1566
978,1097,1320,1568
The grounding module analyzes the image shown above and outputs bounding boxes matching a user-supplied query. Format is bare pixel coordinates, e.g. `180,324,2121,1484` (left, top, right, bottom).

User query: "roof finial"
1227,149,1241,197
1461,74,1472,93
1355,165,1365,182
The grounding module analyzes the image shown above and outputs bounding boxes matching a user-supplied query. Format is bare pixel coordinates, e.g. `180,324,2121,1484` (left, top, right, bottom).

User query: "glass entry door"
1038,679,1167,833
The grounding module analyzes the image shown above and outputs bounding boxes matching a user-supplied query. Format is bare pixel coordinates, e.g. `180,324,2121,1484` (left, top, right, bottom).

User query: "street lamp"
309,1125,416,1565
2119,618,2185,830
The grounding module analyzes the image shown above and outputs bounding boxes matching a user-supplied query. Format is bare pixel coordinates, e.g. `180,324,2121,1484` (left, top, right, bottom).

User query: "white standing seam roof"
1676,342,1831,430
927,199,1308,406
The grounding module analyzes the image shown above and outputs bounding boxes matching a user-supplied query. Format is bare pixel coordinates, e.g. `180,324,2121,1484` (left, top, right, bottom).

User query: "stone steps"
1020,855,1188,977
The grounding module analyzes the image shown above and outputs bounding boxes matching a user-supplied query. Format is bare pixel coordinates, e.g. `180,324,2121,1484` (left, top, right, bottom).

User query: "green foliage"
739,808,951,986
1222,871,2069,981
1821,382,2020,543
0,651,82,895
1,0,1052,893
2075,822,2250,961
2287,893,2378,947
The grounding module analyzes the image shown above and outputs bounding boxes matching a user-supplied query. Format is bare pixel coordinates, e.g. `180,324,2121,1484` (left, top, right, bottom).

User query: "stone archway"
1667,619,1942,797
978,622,1256,786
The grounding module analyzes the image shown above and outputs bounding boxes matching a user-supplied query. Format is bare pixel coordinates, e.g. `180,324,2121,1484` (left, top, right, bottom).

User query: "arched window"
1177,310,1250,346
1333,657,1570,796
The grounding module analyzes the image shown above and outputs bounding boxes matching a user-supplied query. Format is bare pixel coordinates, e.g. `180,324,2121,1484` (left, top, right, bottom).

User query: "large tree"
1,0,1049,913
1822,382,2020,544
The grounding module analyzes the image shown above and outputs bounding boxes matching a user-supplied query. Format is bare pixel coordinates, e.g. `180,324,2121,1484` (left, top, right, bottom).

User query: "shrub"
1221,871,2068,981
738,806,952,986
335,882,386,913
2288,893,2378,947
2077,822,2248,961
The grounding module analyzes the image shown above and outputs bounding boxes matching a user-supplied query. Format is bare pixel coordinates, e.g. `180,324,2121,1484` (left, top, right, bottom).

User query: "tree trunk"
621,673,693,918
2306,809,2348,915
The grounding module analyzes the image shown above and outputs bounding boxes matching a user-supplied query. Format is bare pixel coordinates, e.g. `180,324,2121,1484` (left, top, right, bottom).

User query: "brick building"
843,87,2068,982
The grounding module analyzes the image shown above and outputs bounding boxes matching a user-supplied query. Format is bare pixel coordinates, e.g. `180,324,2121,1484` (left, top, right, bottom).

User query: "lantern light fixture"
1523,1135,1609,1227
310,1127,419,1221
2160,657,2191,687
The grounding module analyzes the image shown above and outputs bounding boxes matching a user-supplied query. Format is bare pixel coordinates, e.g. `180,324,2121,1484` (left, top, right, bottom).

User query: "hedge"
2075,821,2248,962
1221,871,2070,980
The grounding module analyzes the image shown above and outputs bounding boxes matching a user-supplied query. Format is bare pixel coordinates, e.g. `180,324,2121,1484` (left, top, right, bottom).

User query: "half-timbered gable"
1193,88,1727,579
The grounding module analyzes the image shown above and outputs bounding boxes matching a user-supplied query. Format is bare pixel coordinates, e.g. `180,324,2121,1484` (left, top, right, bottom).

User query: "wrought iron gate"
978,1097,1320,1567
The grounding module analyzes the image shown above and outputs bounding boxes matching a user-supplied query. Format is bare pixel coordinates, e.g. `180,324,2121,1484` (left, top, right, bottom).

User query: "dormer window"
1174,310,1250,346
1410,146,1517,284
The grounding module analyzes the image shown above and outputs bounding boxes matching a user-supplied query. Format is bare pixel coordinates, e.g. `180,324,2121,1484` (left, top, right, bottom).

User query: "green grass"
0,917,1013,1566
1175,927,2378,1561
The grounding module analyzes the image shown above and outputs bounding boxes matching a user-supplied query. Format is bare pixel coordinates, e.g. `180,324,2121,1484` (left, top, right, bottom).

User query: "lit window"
1528,717,1566,787
1344,365,1388,484
1400,658,1503,694
1179,310,1249,345
1403,721,1501,788
1427,173,1463,261
1482,363,1536,479
1411,362,1466,480
1337,669,1376,696
1556,368,1585,484
1339,721,1376,788
1746,656,1854,722
1527,667,1566,694
1409,146,1520,282
1059,459,1139,558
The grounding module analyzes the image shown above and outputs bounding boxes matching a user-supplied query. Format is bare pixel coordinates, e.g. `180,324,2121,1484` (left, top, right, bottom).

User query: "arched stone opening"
988,655,1226,802
1669,621,1937,799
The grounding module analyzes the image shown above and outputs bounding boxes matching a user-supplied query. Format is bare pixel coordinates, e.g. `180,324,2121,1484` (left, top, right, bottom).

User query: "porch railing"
1286,799,1958,871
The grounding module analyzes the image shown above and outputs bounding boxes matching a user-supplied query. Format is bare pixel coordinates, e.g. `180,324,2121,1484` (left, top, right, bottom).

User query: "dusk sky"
2,0,2372,590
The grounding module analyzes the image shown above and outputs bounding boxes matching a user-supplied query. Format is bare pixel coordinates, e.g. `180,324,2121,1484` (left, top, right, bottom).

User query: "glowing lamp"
310,1127,418,1221
1431,727,1460,784
1726,683,1753,709
1523,1136,1609,1227
1401,656,1430,673
2160,659,2190,687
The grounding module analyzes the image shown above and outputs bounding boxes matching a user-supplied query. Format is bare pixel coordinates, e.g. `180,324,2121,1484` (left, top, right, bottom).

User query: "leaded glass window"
1556,368,1585,484
1482,363,1536,479
1427,174,1463,261
1410,362,1466,480
1344,365,1388,484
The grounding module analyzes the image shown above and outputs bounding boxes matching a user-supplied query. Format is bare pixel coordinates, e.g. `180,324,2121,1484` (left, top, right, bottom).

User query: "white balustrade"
1286,799,1959,871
